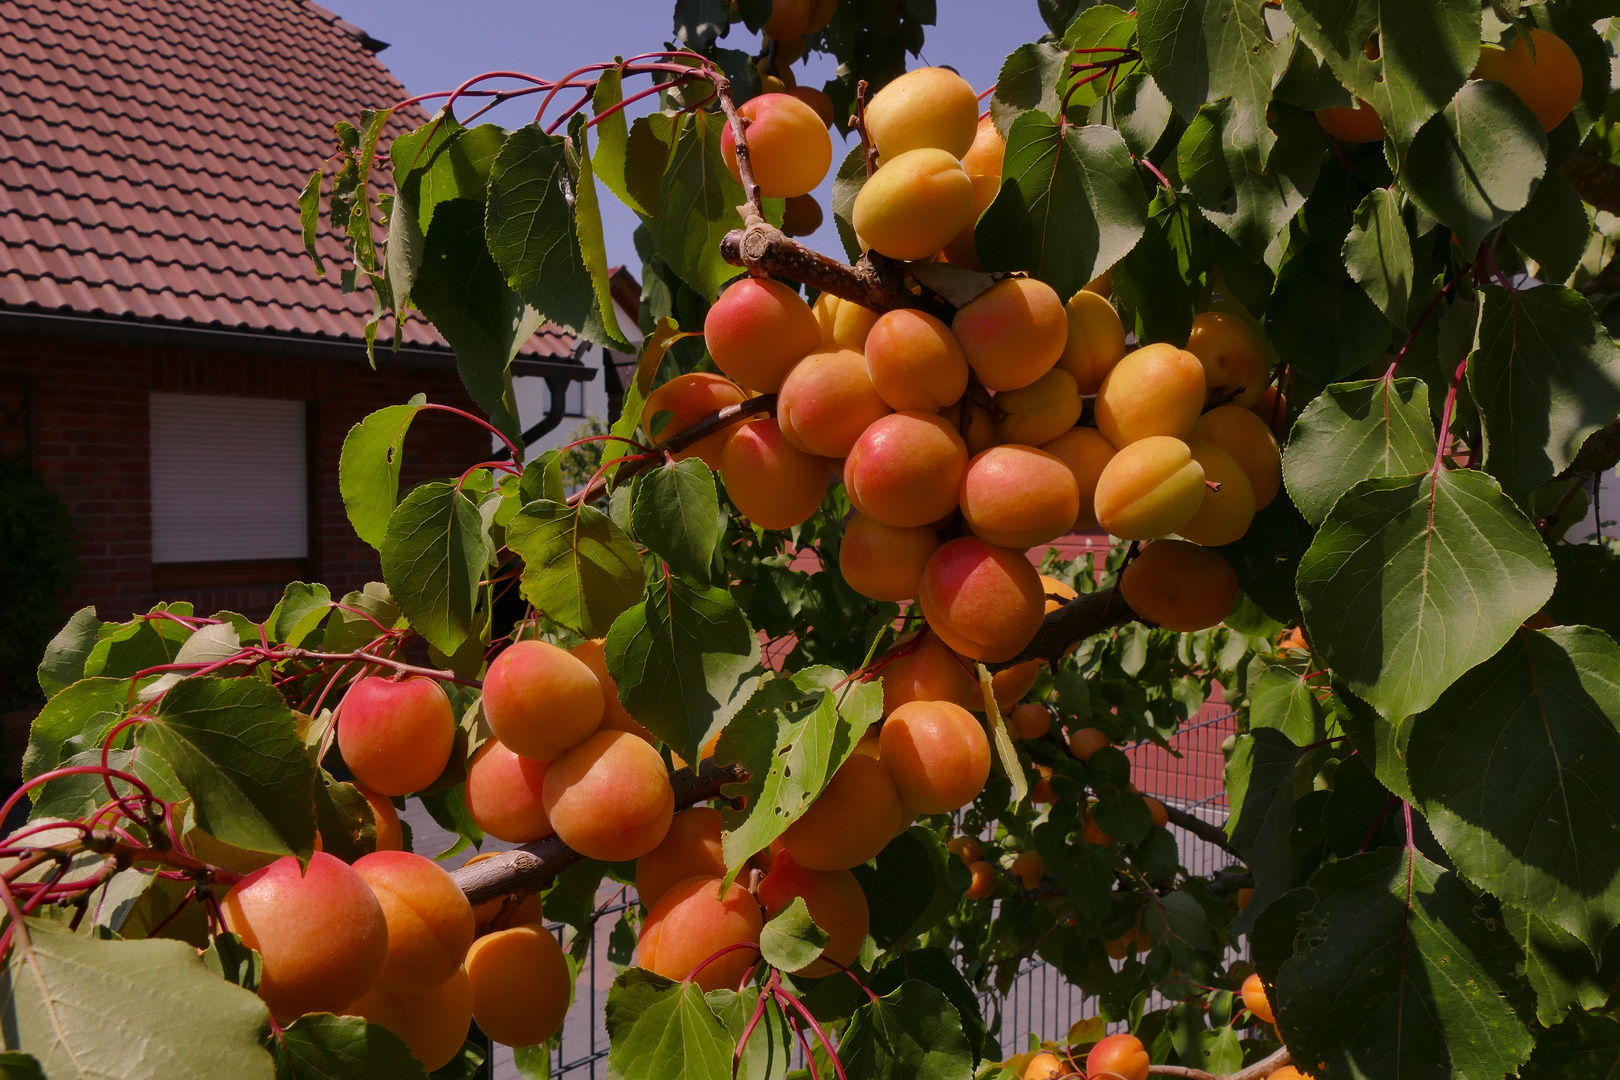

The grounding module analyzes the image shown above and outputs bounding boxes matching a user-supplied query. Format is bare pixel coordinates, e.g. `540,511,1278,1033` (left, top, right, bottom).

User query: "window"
563,378,586,417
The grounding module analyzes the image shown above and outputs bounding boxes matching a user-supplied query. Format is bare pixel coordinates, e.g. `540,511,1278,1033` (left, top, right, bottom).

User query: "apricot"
1177,440,1255,546
483,639,605,762
918,537,1046,662
1191,406,1281,510
758,850,870,976
1083,813,1115,846
721,93,832,198
839,512,940,601
221,852,389,1022
1094,343,1206,446
642,373,750,470
1104,926,1138,960
636,806,728,911
803,0,836,33
1473,29,1582,131
778,348,892,458
761,0,810,39
780,753,905,870
1271,1069,1314,1080
639,876,764,990
864,309,969,413
938,390,998,456
966,859,998,899
1010,850,1046,889
1068,727,1110,761
880,700,991,813
1119,540,1239,632
353,851,475,992
875,632,980,715
959,446,1080,549
570,638,653,742
1238,886,1253,909
543,730,675,862
1057,289,1128,394
1242,972,1275,1024
789,85,836,128
996,368,1082,447
1144,797,1169,829
1186,312,1269,409
992,661,1039,709
337,676,456,798
720,417,831,530
853,148,975,261
940,172,1001,271
1041,574,1078,610
961,114,1005,179
358,786,403,851
465,740,553,843
952,278,1068,392
1253,385,1290,437
464,923,571,1047
946,835,982,862
863,67,980,160
811,291,881,350
350,968,472,1071
705,277,822,393
1010,703,1052,740
1315,99,1385,143
845,411,969,528
1092,436,1207,540
1024,1052,1065,1080
1039,428,1114,532
1031,765,1055,804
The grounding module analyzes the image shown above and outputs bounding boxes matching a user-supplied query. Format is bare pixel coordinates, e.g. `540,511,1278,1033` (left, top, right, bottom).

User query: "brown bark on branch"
720,223,954,320
565,395,777,508
1148,1047,1292,1080
1563,148,1620,217
1163,805,1244,863
990,586,1136,671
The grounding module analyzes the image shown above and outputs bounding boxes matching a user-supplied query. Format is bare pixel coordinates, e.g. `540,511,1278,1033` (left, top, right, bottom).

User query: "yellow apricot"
845,411,969,528
1041,427,1115,532
482,639,605,762
864,67,980,160
1242,972,1275,1024
1009,703,1052,739
1185,311,1270,409
1315,100,1385,143
721,417,831,530
705,277,822,393
918,536,1047,663
542,730,675,862
940,172,1001,271
1093,436,1207,540
811,292,881,350
865,308,969,412
1010,850,1046,889
349,968,472,1071
839,511,941,601
996,367,1082,447
880,700,991,813
1177,439,1256,547
570,638,654,743
781,753,905,870
853,148,975,261
354,851,476,992
960,114,1005,179
1119,539,1239,632
643,373,750,471
635,806,728,911
952,278,1068,392
778,348,892,458
959,445,1080,550
464,924,571,1047
1094,343,1207,446
1057,289,1127,394
721,92,832,197
938,390,998,456
1190,406,1281,510
875,632,980,715
1473,28,1583,132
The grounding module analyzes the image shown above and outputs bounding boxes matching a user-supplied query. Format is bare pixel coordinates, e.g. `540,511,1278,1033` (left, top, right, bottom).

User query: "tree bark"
720,222,954,320
1148,1047,1292,1080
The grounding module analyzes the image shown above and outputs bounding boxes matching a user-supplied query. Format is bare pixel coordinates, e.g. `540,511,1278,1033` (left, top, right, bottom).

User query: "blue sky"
328,0,1049,278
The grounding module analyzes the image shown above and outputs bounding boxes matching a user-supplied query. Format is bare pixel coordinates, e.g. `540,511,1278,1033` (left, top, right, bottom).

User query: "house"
0,0,601,637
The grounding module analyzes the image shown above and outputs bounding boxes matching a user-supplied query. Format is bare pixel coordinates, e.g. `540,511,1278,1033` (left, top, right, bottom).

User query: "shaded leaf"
633,460,722,587
1175,100,1321,262
36,606,104,698
1522,1011,1620,1079
1282,377,1436,526
1225,729,1301,933
1138,0,1278,166
857,827,957,949
1546,541,1620,640
271,1013,428,1079
1503,903,1609,1027
989,44,1081,137
507,499,643,638
759,896,829,973
1343,188,1414,329
24,677,128,783
1507,172,1590,285
338,397,427,551
379,481,490,657
1249,665,1341,746
840,980,974,1080
653,111,748,300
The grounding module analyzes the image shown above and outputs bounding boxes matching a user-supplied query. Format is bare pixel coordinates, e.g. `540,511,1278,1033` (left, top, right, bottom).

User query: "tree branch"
1563,148,1620,217
720,223,953,320
565,395,777,508
1148,1047,1292,1080
1163,805,1244,863
990,586,1136,671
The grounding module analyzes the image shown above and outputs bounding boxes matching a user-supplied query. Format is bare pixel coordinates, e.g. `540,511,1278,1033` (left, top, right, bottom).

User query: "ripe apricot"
1253,385,1290,437
781,753,905,870
996,368,1082,447
1040,427,1114,532
952,278,1068,392
783,189,826,234
992,661,1039,709
1094,343,1207,446
1119,540,1239,632
761,0,810,39
919,537,1046,663
778,348,892,458
865,309,970,413
1242,972,1275,1024
1057,289,1128,394
966,859,998,899
635,806,728,911
1088,1033,1150,1080
839,512,940,601
350,968,472,1071
337,676,456,798
1177,440,1255,546
721,92,832,197
705,277,822,393
465,740,553,843
358,786,402,851
721,417,831,530
1010,850,1046,889
1023,1051,1065,1080
938,390,999,456
1068,728,1110,761
641,372,749,470
354,851,475,992
1238,886,1253,909
758,850,870,976
570,638,653,742
845,411,969,528
464,923,571,1047
880,700,991,813
1010,703,1052,740
639,876,763,991
1315,99,1385,143
1031,765,1055,804
1191,406,1281,510
543,730,674,862
803,0,836,33
946,835,982,862
1093,436,1207,540
940,172,1001,271
811,291,881,350
789,85,836,128
853,148,975,261
959,446,1080,549
221,852,389,1023
483,640,604,762
1186,312,1270,409
1041,574,1078,610
1271,1069,1314,1080
1473,29,1582,131
875,632,980,715
1083,811,1115,846
961,114,1005,179
1144,797,1169,828
864,67,980,160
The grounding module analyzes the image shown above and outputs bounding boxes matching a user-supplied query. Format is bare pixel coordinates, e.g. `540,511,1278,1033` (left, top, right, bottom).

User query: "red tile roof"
0,0,573,357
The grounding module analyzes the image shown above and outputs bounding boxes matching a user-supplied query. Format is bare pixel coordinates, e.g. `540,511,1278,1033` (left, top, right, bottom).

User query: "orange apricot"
1119,539,1240,632
1238,887,1254,910
938,390,999,456
996,368,1082,447
349,967,472,1071
1041,574,1078,610
635,806,728,911
1024,1051,1065,1080
482,639,605,762
845,411,969,528
1094,343,1207,446
992,661,1039,709
336,676,456,798
221,852,389,1023
863,67,980,160
758,850,870,976
1040,427,1115,532
966,859,998,898
778,348,893,458
721,92,832,197
1083,812,1115,846
1191,405,1281,510
1092,436,1207,540
875,632,980,715
880,700,991,813
570,638,653,742
705,277,822,393
952,278,1068,392
638,876,763,991
789,85,836,127
641,372,750,470
780,753,905,870
1010,703,1052,740
838,511,941,601
864,308,970,413
803,0,836,33
1315,99,1385,143
1473,29,1582,131
761,0,810,39
961,114,1006,179
1010,850,1046,889
354,850,476,992
940,172,1001,271
461,853,543,929
1057,288,1128,394
918,537,1046,662
959,445,1081,549
721,417,831,530
1144,796,1169,828
465,739,553,844
1031,765,1055,804
853,148,975,261
946,835,982,862
1186,312,1270,409
782,193,823,237
1178,439,1256,547
543,730,675,862
811,291,881,350
1068,727,1110,761
358,786,403,852
1242,972,1276,1024
465,923,572,1047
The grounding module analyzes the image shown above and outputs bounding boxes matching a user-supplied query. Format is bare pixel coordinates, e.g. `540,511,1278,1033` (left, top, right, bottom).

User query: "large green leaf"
82,608,192,681
23,677,128,782
1138,0,1278,166
506,498,644,638
0,920,275,1080
989,44,1083,136
1112,188,1208,345
270,1014,428,1079
839,980,974,1080
379,481,490,657
857,827,957,949
976,113,1147,299
1507,173,1591,286
1282,377,1437,526
632,460,722,587
652,111,747,301
758,896,829,973
1224,728,1301,933
267,582,331,648
1503,903,1610,1027
1296,468,1556,718
36,606,104,698
1175,100,1323,262
1406,627,1620,950
707,988,793,1080
1546,542,1620,640
1469,284,1620,502
1249,664,1341,745
1342,188,1414,329
133,677,316,861
338,398,427,551
1275,848,1535,1080
605,969,734,1080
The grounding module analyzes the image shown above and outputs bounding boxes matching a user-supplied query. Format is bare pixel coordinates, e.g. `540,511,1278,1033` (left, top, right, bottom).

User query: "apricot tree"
4,1,1620,1079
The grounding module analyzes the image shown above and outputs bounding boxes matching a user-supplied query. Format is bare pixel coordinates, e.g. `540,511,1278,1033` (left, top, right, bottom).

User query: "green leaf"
398,118,507,232
95,870,211,947
1342,188,1414,329
592,68,638,213
1522,1012,1620,1079
571,117,633,351
1224,729,1301,932
1249,664,1342,745
1061,8,1142,111
1503,904,1609,1027
1214,495,1314,624
203,932,262,992
1401,80,1547,254
1282,377,1437,526
1337,685,1414,802
0,919,275,1080
1138,0,1279,166
831,142,868,262
989,43,1079,137
840,980,975,1080
1175,100,1322,262
83,607,192,681
133,677,316,861
632,460,722,587
271,1014,428,1079
1092,789,1153,845
37,606,104,697
869,950,990,1067
1546,542,1620,640
507,499,644,638
605,968,734,1080
323,583,401,655
1113,189,1208,345
1406,627,1620,949
1296,468,1556,718
1469,283,1620,502
976,113,1147,300
24,677,128,783
267,582,331,648
857,827,957,949
1112,71,1174,159
1275,848,1535,1080
759,896,829,973
338,397,427,551
1036,826,1118,930
313,773,378,864
708,987,793,1080
0,1052,45,1079
1507,172,1590,285
379,481,490,657
652,111,748,300
674,0,731,48
298,169,325,276
384,188,425,318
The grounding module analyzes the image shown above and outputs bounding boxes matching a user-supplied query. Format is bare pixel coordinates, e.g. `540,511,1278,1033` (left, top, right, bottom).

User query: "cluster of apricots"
1015,1032,1153,1080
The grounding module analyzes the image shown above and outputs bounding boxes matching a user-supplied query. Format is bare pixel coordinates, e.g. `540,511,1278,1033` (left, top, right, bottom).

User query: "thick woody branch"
1149,1047,1292,1080
1164,805,1244,863
1563,148,1620,217
713,75,766,230
720,223,954,320
991,586,1135,671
